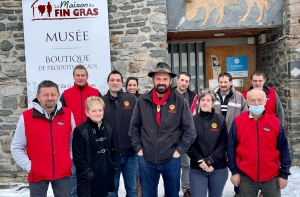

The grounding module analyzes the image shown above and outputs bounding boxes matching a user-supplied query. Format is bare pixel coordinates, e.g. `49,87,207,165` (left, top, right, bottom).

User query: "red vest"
235,112,280,182
23,107,72,182
63,83,99,126
242,87,277,116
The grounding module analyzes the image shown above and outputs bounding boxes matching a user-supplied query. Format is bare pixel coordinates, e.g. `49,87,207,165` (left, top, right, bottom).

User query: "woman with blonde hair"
72,96,118,197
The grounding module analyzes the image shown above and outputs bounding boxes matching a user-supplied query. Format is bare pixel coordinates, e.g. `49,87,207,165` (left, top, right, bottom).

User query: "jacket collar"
31,98,64,119
73,82,89,90
248,86,270,94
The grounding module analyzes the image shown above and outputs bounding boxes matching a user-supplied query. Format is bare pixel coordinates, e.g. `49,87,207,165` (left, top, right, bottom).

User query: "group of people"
10,62,291,197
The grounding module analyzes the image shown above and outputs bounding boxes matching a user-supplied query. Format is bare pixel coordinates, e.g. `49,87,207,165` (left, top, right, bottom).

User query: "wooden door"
205,44,256,93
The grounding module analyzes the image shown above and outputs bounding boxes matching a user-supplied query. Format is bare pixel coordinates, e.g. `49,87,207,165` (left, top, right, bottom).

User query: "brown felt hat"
148,62,177,78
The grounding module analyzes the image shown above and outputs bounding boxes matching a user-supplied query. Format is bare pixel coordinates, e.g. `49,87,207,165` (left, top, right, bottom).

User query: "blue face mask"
249,105,265,115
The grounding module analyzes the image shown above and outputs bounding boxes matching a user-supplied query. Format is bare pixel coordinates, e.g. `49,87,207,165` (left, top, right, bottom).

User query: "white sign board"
22,0,111,107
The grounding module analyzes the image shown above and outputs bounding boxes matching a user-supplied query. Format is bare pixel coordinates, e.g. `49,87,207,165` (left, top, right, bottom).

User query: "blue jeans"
108,154,138,197
138,156,181,197
70,164,77,197
189,168,228,197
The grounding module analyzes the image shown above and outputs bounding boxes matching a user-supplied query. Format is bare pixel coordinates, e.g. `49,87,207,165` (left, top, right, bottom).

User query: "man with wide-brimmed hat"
130,62,196,197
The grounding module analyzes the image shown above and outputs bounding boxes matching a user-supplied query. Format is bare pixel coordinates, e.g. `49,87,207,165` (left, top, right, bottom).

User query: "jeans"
29,177,70,197
108,154,138,197
180,153,190,192
189,168,228,197
70,164,77,197
138,156,181,197
234,186,240,195
239,172,280,197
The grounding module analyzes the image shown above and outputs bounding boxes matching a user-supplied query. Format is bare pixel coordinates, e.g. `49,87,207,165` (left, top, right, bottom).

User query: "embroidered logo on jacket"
211,123,218,132
263,127,270,132
57,121,64,125
124,101,131,109
168,104,176,113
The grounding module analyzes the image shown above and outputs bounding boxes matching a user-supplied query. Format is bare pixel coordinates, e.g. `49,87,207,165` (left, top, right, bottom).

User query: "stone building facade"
256,0,300,164
0,0,299,180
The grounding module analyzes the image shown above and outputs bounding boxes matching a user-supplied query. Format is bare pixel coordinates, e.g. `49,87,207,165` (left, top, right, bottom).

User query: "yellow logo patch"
211,123,217,128
124,101,129,106
169,104,175,110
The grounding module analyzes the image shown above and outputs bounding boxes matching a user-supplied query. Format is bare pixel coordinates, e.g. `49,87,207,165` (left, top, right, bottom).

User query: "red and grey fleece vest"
23,107,72,182
235,112,280,182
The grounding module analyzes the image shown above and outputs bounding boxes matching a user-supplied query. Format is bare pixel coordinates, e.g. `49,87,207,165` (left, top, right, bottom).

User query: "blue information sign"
226,56,248,77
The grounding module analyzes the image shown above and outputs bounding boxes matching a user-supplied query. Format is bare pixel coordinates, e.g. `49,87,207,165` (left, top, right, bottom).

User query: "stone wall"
0,0,28,180
256,0,300,165
108,0,168,91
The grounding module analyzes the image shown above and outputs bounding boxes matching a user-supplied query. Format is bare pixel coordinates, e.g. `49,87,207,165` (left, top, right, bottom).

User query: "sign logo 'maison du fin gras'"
30,0,99,21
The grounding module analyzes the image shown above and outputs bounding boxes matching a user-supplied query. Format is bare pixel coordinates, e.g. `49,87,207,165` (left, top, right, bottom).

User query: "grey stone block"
0,23,5,31
5,116,20,123
120,5,135,10
6,22,23,31
133,15,148,21
141,26,151,32
150,34,166,41
150,50,168,57
132,0,144,2
110,51,118,55
111,31,124,35
121,37,135,42
146,0,165,6
0,14,7,20
142,43,155,48
2,97,18,109
119,18,132,23
0,40,13,51
137,22,146,27
8,16,17,21
108,5,118,12
131,10,139,15
0,9,14,14
154,6,166,13
127,23,137,27
13,33,24,37
0,124,17,131
15,44,24,50
0,131,9,137
15,9,22,14
109,20,118,25
126,29,139,34
109,25,125,29
141,8,150,14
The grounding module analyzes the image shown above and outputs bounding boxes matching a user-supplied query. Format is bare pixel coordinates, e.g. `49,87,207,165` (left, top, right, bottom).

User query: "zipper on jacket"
80,89,83,123
49,117,55,180
256,120,260,182
204,115,208,157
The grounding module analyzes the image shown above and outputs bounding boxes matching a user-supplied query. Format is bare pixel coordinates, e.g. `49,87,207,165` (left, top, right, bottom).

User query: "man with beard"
130,62,196,197
173,72,198,197
11,80,76,197
102,70,138,197
60,64,101,197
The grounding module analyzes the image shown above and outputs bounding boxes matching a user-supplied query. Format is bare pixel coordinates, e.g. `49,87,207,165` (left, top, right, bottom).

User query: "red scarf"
152,88,171,125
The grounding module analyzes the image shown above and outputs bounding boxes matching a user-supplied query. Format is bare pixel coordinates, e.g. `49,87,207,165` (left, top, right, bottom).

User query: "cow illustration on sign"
185,0,269,24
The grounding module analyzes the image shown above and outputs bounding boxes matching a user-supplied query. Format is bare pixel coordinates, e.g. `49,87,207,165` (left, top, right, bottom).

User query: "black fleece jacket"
188,109,228,171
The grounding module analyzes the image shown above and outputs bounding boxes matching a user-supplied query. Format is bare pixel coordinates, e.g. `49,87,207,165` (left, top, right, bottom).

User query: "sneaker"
183,188,191,197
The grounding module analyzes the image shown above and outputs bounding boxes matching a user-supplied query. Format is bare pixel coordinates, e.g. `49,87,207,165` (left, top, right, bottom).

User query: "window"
168,42,205,93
